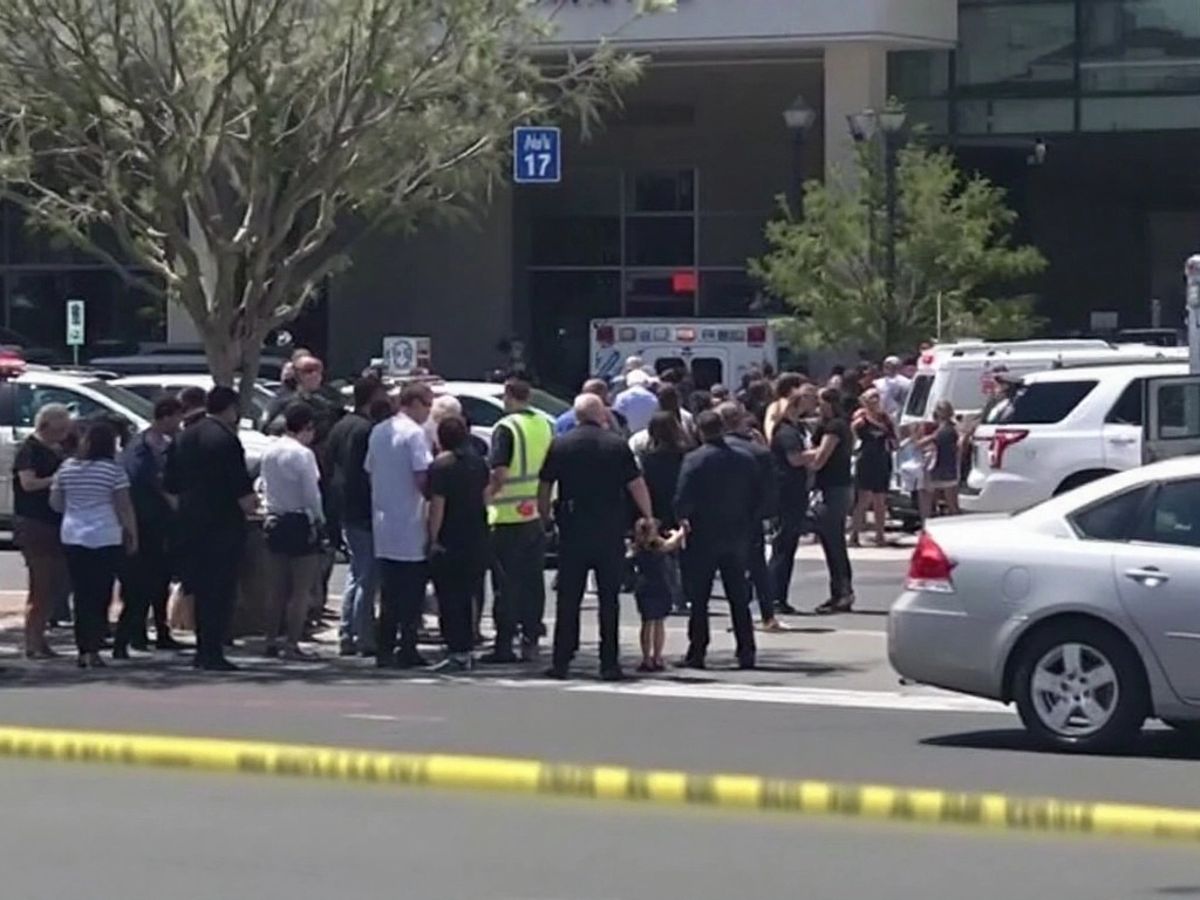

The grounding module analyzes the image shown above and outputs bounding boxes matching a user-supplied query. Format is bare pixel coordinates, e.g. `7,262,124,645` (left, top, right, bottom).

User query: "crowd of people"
10,345,968,677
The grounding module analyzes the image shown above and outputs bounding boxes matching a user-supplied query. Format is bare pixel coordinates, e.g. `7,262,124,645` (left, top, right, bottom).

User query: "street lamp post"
782,95,816,214
848,106,907,350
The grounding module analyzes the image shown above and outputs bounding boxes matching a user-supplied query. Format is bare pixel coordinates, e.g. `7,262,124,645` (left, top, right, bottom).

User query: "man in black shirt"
165,387,256,671
326,377,388,656
676,410,762,670
805,387,856,614
768,383,818,616
717,402,780,631
538,393,652,680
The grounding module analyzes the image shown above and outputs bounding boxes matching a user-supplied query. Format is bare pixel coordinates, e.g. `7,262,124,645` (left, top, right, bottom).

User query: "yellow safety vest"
489,411,553,527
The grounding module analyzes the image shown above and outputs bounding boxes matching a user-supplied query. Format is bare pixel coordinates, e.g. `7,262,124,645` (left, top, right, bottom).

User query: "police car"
0,355,271,525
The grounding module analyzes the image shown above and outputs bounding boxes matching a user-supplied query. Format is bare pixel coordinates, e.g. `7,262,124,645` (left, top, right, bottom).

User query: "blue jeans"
340,525,378,652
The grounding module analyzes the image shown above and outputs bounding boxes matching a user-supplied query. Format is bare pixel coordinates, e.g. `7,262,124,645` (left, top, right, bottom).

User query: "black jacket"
674,438,762,550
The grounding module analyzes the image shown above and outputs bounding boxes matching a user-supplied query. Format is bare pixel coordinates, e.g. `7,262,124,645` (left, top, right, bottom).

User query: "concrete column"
167,300,199,344
823,42,888,182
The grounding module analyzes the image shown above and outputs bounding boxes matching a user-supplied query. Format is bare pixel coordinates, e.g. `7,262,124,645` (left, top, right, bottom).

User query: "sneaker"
775,602,800,615
544,664,569,680
677,655,706,671
156,635,189,651
600,666,625,682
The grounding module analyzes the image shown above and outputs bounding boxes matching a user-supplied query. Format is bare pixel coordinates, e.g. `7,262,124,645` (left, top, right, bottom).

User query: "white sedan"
889,457,1200,752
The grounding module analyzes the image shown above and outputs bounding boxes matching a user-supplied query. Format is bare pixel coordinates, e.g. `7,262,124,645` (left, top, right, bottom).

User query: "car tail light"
988,428,1029,469
906,532,955,594
595,325,614,346
747,325,767,346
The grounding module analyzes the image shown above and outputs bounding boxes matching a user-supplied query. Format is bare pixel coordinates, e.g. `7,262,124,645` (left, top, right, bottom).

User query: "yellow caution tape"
0,724,1198,842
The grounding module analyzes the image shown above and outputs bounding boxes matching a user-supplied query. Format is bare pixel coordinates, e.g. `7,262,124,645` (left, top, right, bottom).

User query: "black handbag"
263,512,319,557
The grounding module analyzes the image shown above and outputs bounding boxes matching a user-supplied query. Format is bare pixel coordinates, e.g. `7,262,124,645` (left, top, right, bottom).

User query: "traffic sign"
513,126,562,184
382,335,432,376
66,299,85,346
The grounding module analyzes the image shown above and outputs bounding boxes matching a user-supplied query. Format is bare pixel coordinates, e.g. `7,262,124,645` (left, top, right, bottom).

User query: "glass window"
1138,479,1200,547
628,171,695,213
889,51,952,98
1005,380,1098,424
699,214,768,267
529,389,571,417
1080,94,1200,129
1106,379,1145,425
527,168,620,217
528,271,620,395
16,383,109,427
624,272,695,319
456,395,504,428
1070,485,1149,541
530,216,620,266
691,358,724,391
699,271,758,318
1081,0,1200,94
905,374,935,418
956,98,1075,133
957,3,1077,95
1151,380,1200,439
624,217,694,267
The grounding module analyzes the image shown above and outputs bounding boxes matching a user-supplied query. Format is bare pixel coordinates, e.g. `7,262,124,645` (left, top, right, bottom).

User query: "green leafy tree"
0,0,669,394
750,134,1047,356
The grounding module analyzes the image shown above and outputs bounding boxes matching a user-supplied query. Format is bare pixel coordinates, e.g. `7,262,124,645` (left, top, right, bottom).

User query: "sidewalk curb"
0,725,1197,843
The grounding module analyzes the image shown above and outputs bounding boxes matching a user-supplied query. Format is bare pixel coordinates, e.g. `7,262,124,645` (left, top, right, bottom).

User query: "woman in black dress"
850,387,897,547
636,412,690,614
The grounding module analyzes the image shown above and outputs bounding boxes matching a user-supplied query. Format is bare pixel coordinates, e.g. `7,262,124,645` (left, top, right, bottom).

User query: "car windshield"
530,388,570,417
82,380,155,422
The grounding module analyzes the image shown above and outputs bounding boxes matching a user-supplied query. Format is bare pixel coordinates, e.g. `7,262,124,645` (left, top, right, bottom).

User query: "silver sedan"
889,456,1200,751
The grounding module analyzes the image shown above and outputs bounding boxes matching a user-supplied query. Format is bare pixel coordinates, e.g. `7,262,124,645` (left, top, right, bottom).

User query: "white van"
590,318,777,390
901,339,1185,426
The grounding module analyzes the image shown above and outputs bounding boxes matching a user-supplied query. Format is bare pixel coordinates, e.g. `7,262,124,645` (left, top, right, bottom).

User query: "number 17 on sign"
513,126,562,185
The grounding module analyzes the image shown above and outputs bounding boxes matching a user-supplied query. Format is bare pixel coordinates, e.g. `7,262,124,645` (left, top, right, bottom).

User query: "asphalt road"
0,541,1197,898
4,761,1199,900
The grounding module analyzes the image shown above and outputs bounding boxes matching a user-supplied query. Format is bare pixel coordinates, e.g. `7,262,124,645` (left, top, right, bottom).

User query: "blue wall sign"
513,126,562,184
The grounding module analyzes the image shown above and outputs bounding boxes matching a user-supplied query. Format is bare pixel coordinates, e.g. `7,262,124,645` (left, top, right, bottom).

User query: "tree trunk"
203,329,238,387
238,338,263,421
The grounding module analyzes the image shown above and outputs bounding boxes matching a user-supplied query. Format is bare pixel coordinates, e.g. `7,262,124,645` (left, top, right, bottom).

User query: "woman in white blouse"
51,420,138,668
259,403,323,660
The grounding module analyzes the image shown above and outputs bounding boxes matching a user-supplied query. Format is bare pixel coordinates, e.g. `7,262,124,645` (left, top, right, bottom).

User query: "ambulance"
590,318,778,390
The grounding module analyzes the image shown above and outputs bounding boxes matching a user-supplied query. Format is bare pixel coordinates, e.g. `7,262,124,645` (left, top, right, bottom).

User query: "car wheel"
1013,624,1147,752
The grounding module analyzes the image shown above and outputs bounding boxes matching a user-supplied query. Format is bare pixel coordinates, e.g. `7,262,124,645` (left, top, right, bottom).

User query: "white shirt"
52,459,129,548
365,412,432,561
875,374,912,419
259,435,323,522
613,384,659,435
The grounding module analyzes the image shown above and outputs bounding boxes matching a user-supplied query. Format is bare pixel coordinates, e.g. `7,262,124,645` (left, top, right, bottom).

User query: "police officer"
481,377,555,664
716,401,780,631
676,410,762,670
539,393,652,681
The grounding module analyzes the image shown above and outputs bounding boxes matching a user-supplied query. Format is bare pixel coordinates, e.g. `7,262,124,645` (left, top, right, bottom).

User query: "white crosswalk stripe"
401,676,1008,715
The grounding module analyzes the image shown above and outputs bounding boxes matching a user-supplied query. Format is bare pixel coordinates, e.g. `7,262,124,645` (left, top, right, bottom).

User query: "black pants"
746,524,773,621
491,522,546,649
116,540,172,648
813,485,854,599
553,538,623,671
432,555,483,655
186,528,244,665
768,511,807,610
378,560,428,663
64,545,122,654
685,542,756,666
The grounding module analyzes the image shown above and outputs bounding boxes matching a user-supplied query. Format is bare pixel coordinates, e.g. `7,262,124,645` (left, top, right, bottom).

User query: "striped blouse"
52,459,129,548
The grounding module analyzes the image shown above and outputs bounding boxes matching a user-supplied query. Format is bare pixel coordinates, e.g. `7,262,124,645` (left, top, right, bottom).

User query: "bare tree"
0,0,661,399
